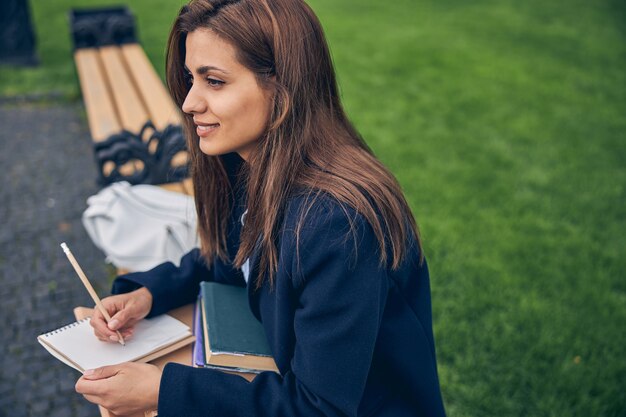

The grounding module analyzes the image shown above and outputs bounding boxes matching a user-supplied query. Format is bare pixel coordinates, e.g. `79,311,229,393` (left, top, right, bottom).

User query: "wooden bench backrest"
121,44,180,130
100,46,150,134
74,43,190,187
74,44,181,141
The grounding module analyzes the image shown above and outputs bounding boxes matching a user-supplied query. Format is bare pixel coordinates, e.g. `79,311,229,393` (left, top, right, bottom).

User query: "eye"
184,71,193,86
207,77,225,87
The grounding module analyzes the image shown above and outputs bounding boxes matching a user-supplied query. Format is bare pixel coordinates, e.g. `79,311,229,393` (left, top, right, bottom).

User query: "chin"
198,140,226,157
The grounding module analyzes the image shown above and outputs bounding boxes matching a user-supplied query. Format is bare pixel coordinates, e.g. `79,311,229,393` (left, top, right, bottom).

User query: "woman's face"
182,29,272,161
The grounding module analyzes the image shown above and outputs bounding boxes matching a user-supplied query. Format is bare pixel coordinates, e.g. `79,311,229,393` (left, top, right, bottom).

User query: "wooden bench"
70,7,191,192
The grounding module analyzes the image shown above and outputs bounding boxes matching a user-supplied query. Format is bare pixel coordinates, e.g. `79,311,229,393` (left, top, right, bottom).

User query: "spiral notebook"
38,314,194,373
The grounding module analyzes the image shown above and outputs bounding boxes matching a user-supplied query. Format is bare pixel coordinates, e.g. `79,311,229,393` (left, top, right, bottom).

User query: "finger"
92,296,131,337
108,306,134,330
96,334,110,342
95,300,123,324
107,318,122,331
120,328,134,339
75,376,104,395
90,312,117,340
82,365,121,380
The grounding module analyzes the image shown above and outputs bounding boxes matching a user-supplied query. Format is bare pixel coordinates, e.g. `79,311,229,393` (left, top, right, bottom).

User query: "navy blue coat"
112,155,446,417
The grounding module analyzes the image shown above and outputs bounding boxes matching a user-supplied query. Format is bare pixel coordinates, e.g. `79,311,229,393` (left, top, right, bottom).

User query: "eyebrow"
184,65,229,75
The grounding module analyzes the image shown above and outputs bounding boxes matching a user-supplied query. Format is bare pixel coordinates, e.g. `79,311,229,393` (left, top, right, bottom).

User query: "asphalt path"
0,102,113,417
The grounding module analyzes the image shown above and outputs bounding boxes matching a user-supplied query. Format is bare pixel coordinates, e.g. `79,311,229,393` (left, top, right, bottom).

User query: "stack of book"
193,281,278,375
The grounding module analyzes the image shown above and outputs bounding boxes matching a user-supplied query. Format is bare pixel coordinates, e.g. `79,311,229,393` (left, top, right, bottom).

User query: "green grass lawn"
0,0,186,99
2,0,624,416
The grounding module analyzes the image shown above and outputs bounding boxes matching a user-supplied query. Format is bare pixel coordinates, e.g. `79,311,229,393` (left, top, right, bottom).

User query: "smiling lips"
195,122,220,137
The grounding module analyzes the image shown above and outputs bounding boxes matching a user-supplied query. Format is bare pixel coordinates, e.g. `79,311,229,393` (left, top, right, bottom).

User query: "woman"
75,0,447,416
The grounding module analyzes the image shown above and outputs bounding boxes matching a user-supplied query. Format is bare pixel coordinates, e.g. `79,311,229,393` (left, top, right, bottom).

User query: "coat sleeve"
157,201,390,416
111,248,244,317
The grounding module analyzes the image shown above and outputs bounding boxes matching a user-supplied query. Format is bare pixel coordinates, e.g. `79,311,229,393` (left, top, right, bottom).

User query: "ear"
268,82,290,131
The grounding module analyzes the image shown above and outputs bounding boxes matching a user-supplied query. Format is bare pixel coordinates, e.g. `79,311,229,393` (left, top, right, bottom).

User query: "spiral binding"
42,318,90,338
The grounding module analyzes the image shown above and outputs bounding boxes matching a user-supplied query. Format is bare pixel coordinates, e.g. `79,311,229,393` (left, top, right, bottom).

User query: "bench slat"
74,49,121,142
120,44,189,168
99,46,150,134
120,44,181,130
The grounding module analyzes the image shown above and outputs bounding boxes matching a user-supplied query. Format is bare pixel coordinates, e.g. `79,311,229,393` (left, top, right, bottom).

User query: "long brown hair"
166,0,422,287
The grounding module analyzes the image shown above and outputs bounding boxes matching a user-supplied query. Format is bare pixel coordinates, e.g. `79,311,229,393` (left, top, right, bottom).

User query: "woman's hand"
91,287,153,342
75,362,162,415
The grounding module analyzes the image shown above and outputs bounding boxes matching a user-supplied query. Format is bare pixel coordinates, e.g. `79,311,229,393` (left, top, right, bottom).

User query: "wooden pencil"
60,242,125,346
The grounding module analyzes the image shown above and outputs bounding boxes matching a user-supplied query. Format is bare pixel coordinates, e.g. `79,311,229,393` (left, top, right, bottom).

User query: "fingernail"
108,319,120,330
84,369,94,376
109,335,118,341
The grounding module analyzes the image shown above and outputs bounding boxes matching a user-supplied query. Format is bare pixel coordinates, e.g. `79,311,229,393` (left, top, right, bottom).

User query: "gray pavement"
0,102,113,417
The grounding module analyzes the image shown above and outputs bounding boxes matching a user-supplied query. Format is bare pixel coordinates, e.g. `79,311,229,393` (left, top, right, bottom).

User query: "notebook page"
38,314,191,372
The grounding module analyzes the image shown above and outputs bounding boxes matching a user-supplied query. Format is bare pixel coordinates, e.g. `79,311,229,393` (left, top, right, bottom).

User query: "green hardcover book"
199,281,278,373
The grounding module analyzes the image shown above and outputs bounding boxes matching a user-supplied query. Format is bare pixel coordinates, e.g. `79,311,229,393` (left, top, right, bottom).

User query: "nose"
181,83,207,115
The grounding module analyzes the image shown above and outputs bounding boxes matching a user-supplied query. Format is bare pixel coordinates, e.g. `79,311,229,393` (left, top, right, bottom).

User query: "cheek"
221,91,271,130
247,89,273,127
245,97,271,128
